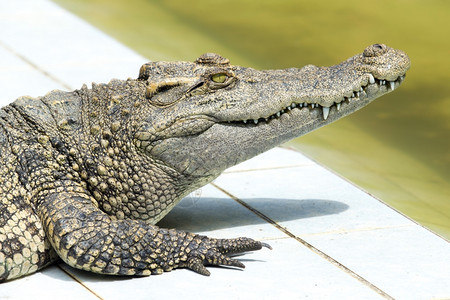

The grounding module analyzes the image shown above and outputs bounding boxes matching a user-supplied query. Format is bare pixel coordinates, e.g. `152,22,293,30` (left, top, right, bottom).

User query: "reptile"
0,44,410,281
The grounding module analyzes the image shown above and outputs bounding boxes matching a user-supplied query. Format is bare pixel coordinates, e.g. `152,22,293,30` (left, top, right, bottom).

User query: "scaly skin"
0,44,410,281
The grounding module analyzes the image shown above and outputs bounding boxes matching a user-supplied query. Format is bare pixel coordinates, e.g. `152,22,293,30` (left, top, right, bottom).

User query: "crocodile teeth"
235,71,406,126
322,107,330,120
389,81,395,90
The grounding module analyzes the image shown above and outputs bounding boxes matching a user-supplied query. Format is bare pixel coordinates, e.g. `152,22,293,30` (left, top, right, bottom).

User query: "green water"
53,0,450,239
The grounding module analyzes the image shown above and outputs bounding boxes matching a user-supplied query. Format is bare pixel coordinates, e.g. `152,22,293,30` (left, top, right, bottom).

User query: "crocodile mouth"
227,73,406,124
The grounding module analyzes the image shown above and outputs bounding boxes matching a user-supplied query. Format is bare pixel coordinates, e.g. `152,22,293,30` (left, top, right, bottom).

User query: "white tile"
225,147,315,173
0,45,67,104
60,238,382,300
215,163,415,236
306,226,450,299
214,154,450,299
0,266,98,299
0,0,147,93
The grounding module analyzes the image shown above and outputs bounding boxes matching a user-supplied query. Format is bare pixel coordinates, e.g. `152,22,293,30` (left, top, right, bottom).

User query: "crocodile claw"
182,237,270,276
261,242,273,250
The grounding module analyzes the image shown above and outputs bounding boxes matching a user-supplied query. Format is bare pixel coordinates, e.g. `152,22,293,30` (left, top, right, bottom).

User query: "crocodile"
0,44,410,281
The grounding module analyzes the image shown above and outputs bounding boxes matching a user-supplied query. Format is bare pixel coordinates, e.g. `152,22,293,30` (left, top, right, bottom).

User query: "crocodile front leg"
35,184,267,276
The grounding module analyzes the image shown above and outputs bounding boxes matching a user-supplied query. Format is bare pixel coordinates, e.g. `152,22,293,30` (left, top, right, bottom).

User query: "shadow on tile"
57,263,136,284
158,197,348,232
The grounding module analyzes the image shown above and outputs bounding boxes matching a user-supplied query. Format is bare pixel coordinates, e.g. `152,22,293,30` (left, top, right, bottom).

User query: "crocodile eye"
211,73,228,83
206,70,235,90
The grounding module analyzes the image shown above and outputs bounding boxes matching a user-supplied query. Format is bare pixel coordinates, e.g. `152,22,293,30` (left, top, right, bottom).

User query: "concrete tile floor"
1,1,449,299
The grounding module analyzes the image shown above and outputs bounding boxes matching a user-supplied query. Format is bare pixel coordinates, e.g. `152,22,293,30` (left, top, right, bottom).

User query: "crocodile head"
135,44,410,186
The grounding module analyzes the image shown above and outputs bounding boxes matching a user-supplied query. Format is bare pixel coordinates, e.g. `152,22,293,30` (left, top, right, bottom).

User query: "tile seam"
301,224,414,237
0,40,73,91
57,264,104,300
211,182,394,300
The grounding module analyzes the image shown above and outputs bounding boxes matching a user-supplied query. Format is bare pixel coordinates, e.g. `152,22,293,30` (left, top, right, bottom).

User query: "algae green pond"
54,0,450,239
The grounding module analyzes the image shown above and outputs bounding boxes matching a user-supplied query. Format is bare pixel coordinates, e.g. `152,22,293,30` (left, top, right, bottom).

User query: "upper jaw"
222,70,407,125
220,47,410,124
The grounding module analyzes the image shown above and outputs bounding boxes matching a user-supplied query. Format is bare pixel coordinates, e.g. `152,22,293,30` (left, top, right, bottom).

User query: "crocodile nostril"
363,43,387,57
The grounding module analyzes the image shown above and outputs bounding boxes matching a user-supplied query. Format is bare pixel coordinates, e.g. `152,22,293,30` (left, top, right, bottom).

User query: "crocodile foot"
180,236,272,276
